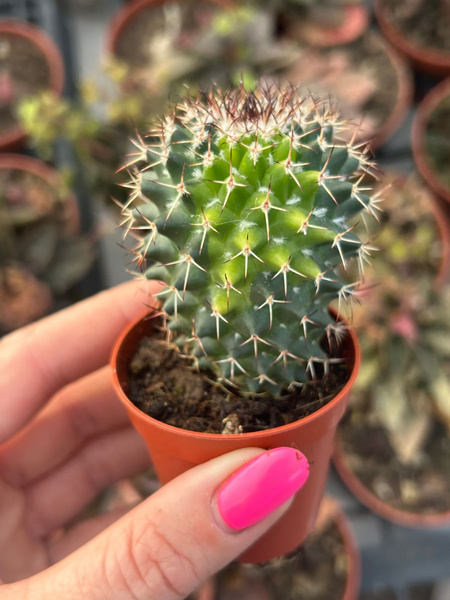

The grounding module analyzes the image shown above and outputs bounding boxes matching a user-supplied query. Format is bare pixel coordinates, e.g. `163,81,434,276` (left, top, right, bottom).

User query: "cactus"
121,84,377,396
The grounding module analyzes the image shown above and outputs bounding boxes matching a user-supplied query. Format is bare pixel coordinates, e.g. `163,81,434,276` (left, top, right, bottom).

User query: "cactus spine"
121,85,377,395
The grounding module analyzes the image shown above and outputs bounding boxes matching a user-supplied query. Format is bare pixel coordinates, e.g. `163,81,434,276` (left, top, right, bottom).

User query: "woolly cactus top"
121,85,378,395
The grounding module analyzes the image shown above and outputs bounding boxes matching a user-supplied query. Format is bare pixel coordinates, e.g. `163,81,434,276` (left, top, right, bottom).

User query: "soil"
383,0,450,54
286,32,400,141
0,33,51,134
338,415,450,515
215,521,348,600
425,95,450,193
128,335,350,434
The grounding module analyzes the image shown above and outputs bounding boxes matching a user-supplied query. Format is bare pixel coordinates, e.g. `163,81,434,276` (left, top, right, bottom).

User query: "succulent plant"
121,84,377,395
339,173,450,465
0,167,94,333
350,280,450,466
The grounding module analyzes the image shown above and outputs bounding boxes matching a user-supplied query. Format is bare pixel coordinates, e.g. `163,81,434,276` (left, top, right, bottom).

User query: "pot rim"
0,19,65,150
374,0,450,73
111,305,361,441
326,498,361,600
0,153,80,235
333,436,450,528
294,4,370,48
412,77,450,204
368,33,413,150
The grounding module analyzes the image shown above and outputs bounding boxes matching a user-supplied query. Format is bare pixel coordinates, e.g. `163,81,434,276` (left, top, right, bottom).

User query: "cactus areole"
121,84,376,401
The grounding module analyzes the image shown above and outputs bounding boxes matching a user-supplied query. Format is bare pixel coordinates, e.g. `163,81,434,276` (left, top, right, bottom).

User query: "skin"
0,281,292,600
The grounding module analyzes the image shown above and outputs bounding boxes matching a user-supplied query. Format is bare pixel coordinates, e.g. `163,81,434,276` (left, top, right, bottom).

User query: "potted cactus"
111,84,377,562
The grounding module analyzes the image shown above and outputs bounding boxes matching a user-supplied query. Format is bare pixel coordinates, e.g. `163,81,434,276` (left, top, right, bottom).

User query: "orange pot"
0,20,65,152
412,78,450,207
333,437,450,529
111,309,360,563
374,0,450,77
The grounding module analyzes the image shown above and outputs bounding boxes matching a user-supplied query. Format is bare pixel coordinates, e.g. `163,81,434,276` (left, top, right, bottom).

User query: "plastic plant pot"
111,307,361,564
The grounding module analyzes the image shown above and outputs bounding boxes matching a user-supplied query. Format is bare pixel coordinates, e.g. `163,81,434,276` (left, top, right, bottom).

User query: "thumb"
8,447,309,600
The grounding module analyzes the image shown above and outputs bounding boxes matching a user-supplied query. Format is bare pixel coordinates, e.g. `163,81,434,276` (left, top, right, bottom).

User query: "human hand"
0,281,309,599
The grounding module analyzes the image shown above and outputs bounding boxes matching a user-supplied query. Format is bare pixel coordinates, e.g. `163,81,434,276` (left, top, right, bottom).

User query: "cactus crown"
121,84,376,395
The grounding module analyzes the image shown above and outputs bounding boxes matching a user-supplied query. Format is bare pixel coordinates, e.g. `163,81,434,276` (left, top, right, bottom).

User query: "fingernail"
217,447,309,531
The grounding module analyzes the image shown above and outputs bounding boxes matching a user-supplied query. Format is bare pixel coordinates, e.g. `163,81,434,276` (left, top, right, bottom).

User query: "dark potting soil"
384,0,450,54
338,417,450,515
0,33,51,134
128,336,350,434
425,95,450,193
215,521,348,600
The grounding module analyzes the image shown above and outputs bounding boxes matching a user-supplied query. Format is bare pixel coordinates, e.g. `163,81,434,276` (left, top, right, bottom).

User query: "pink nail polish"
217,447,309,531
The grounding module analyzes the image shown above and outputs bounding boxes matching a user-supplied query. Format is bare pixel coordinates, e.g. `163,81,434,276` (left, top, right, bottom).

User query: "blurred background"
0,1,449,599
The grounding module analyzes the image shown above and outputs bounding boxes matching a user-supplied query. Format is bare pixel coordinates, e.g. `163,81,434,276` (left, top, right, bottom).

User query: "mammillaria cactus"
121,84,377,396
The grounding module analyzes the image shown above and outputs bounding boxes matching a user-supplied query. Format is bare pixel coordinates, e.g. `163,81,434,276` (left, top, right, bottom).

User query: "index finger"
0,279,161,443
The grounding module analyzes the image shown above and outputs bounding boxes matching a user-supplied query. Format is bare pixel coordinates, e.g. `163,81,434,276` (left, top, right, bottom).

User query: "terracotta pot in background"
333,438,450,529
0,20,65,152
290,4,369,48
107,0,229,57
111,308,361,563
368,35,413,150
107,0,168,55
330,498,361,600
412,78,450,207
0,154,79,235
374,0,450,77
205,497,360,600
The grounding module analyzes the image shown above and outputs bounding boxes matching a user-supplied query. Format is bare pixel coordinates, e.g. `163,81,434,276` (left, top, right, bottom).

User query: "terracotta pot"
292,4,369,48
333,436,450,528
111,309,360,563
371,171,450,286
107,0,230,57
374,0,450,77
0,154,79,235
205,497,360,600
432,190,450,286
412,78,450,207
330,498,360,600
0,20,65,152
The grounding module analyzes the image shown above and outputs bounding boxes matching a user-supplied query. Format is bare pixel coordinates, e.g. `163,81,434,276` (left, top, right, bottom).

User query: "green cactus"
121,84,377,395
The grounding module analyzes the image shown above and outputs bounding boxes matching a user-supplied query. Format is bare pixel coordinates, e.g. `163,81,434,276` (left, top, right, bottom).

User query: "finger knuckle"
108,515,200,599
